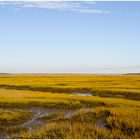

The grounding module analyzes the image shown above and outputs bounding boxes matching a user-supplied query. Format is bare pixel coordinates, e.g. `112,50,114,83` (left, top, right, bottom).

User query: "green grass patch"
0,109,31,126
37,112,65,121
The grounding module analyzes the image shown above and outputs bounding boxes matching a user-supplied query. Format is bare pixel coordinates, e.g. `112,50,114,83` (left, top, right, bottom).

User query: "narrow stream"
22,108,75,128
2,108,75,130
0,107,76,138
71,92,93,96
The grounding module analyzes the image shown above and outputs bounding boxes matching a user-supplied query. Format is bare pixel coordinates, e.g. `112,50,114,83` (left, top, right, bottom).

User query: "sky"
0,1,140,74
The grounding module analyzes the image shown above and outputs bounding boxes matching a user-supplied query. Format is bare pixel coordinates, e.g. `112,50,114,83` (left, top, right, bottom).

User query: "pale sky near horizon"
0,1,140,73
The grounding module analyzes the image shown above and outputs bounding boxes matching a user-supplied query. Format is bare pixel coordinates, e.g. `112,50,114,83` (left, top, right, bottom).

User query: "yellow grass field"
0,75,140,138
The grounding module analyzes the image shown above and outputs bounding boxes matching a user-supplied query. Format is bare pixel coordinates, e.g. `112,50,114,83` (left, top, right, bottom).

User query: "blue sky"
0,1,140,73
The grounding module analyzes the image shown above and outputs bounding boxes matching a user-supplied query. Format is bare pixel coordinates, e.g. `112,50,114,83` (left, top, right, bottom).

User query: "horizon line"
0,72,140,75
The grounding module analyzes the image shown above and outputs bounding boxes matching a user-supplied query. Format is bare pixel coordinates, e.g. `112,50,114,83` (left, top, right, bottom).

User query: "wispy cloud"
78,9,111,14
0,1,111,14
21,1,81,9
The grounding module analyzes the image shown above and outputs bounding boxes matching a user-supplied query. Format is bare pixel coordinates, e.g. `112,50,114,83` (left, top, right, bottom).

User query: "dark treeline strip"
0,84,140,100
0,84,90,93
